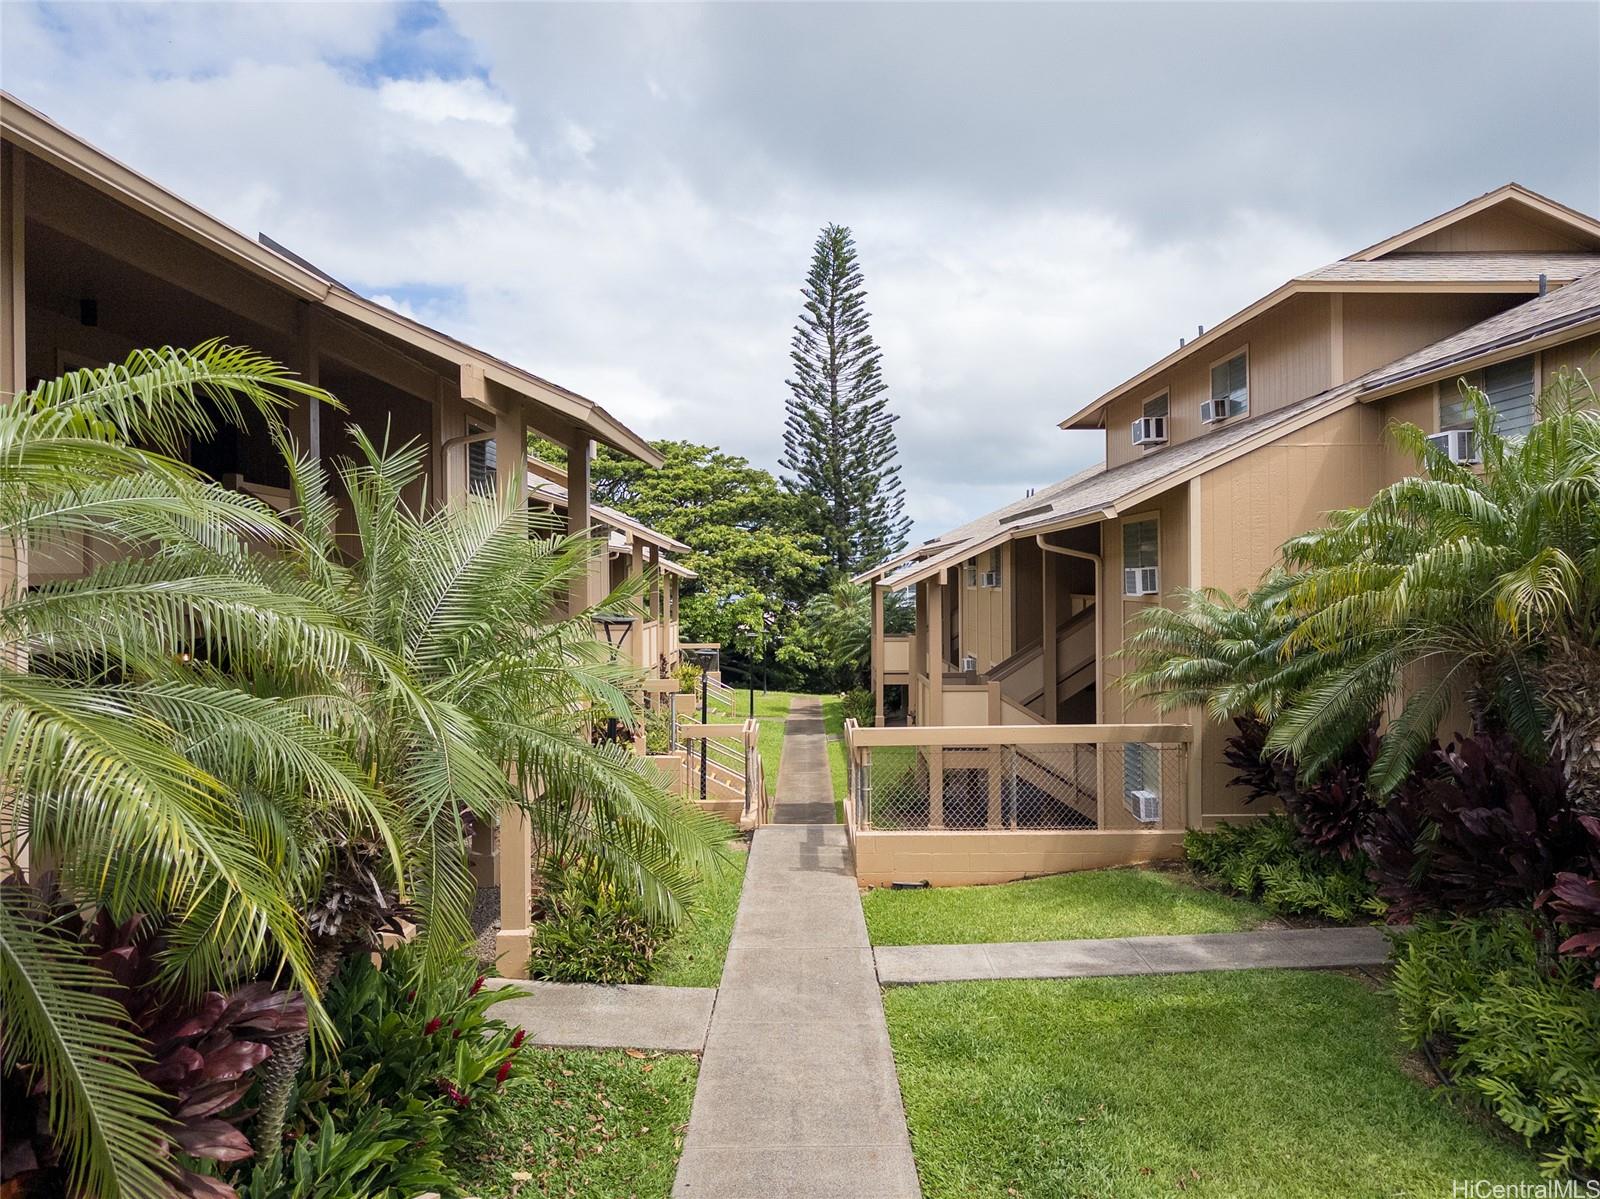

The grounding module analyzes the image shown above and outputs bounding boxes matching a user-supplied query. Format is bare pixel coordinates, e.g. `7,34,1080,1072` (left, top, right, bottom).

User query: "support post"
1,144,26,873
925,572,945,827
564,431,604,615
871,581,885,727
494,807,534,976
1042,551,1059,723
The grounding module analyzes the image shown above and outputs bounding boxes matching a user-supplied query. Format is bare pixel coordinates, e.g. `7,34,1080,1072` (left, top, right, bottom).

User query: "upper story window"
1131,392,1169,448
1440,355,1536,439
467,426,498,496
983,548,1003,589
1204,351,1248,424
1122,517,1160,597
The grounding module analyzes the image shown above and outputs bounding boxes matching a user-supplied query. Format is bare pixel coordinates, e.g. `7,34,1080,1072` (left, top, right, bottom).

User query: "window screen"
1144,392,1170,420
467,429,498,496
1210,352,1248,415
1439,356,1535,438
1122,518,1159,570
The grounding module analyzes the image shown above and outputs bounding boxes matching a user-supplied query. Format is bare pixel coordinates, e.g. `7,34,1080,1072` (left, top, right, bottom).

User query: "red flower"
452,1027,463,1040
470,975,486,995
424,1016,443,1035
406,989,418,1002
496,1060,513,1085
510,1029,526,1049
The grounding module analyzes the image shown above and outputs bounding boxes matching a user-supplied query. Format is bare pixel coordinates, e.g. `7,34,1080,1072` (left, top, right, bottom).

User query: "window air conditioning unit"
1425,429,1478,465
1123,566,1159,597
1131,415,1168,446
1199,398,1232,425
1126,788,1161,824
980,570,1001,588
961,654,978,673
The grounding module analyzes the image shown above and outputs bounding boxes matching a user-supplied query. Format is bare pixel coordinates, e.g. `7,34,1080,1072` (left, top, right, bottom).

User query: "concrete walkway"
488,980,717,1052
674,700,920,1198
768,696,837,825
874,925,1389,985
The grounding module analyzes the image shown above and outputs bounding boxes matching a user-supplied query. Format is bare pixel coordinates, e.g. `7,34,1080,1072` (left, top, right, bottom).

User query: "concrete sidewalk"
488,980,717,1052
768,696,837,825
673,822,919,1195
873,925,1390,985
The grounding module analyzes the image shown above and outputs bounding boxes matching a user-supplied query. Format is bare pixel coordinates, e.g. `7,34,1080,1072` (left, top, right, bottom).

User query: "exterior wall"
850,827,1185,887
1340,293,1516,380
1541,333,1600,383
1100,485,1189,726
1106,292,1333,470
954,543,1012,672
1402,207,1595,254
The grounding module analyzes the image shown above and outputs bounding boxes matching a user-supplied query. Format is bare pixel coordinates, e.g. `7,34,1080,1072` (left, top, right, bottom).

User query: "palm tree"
237,428,728,1152
1275,369,1600,798
1,344,391,1198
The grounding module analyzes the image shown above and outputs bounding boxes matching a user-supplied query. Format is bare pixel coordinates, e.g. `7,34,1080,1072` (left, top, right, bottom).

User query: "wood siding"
1340,292,1517,380
1106,293,1333,470
1402,206,1596,254
1101,486,1188,726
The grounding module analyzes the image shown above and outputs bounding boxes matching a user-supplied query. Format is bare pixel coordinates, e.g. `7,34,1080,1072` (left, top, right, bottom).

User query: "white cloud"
3,1,1592,544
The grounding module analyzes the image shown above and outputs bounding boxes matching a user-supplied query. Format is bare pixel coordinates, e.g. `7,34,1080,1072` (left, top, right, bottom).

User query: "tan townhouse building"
0,91,703,969
851,183,1600,885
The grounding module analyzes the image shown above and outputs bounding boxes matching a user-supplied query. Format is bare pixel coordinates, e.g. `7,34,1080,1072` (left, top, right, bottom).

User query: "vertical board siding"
1402,207,1592,254
1341,292,1515,380
1105,294,1332,471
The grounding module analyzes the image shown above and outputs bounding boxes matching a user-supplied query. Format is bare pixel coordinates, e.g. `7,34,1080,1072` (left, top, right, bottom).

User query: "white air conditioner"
1126,788,1161,824
961,654,978,673
1131,415,1168,446
1426,428,1478,465
1123,566,1159,597
980,570,1001,588
1199,398,1232,425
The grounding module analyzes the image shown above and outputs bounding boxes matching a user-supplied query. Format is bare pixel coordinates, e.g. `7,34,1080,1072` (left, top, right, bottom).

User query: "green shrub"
1184,814,1381,922
527,868,665,984
840,687,875,727
236,944,527,1199
643,709,673,754
1391,914,1600,1176
674,662,704,696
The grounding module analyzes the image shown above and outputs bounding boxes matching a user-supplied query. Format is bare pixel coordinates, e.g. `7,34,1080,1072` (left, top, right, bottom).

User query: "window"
983,548,1003,588
1440,355,1536,438
1209,351,1248,418
964,561,978,589
1122,517,1159,597
467,426,498,496
1132,392,1170,448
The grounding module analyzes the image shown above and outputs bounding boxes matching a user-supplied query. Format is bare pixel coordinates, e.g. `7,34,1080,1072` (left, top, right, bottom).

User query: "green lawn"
651,842,747,987
458,1047,696,1199
748,689,797,781
818,693,849,822
885,971,1539,1198
863,866,1271,946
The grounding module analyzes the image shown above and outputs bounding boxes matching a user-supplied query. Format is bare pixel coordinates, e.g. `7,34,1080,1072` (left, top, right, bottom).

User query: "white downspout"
1035,533,1103,724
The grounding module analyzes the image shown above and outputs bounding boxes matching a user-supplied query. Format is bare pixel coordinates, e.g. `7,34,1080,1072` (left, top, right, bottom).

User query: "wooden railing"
844,721,1190,833
676,718,765,821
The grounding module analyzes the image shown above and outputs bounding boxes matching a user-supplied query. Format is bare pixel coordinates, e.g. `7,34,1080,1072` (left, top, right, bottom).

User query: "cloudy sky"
4,2,1597,537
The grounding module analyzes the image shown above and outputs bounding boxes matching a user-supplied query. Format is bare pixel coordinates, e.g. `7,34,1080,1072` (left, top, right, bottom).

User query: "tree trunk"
250,938,347,1164
1541,639,1600,816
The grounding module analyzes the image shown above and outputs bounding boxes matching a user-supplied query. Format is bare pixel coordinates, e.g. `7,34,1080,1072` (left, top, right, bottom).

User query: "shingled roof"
879,263,1600,591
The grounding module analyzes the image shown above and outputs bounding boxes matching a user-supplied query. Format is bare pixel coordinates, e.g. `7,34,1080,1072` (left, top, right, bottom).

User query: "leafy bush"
1363,732,1579,920
643,709,673,754
1391,913,1600,1176
1223,717,1376,858
674,661,704,697
840,687,875,727
1184,815,1380,922
236,944,526,1199
527,868,665,984
1544,814,1600,988
0,883,305,1199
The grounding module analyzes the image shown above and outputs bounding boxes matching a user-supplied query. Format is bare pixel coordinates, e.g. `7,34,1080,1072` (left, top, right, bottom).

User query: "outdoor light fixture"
596,614,636,650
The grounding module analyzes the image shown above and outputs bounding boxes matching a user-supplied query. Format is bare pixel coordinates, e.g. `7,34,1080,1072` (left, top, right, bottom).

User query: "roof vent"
1539,273,1549,297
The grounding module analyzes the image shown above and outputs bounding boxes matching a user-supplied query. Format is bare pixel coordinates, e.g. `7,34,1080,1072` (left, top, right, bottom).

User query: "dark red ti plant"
0,880,306,1199
1543,814,1600,988
1224,717,1378,859
1363,732,1578,919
